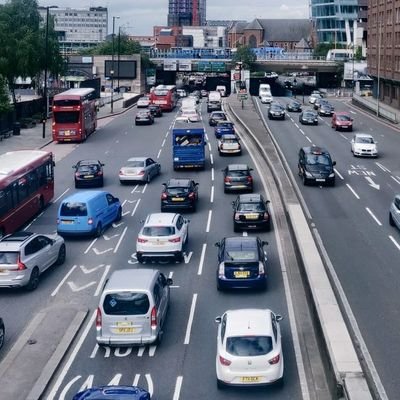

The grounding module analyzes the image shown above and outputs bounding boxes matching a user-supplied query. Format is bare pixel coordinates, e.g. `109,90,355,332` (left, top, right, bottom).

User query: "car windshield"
304,112,315,117
225,250,257,261
142,226,175,236
103,292,150,315
0,252,18,264
126,161,145,168
355,136,374,144
226,336,273,356
238,202,265,212
305,154,331,166
60,202,88,216
338,115,351,121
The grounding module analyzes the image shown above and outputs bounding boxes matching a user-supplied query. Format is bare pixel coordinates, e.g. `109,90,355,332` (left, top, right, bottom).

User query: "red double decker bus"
52,88,97,142
0,150,55,238
150,85,178,111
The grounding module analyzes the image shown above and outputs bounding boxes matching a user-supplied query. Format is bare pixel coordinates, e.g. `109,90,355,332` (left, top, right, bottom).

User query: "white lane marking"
132,374,140,386
161,138,166,147
113,226,127,254
51,265,77,296
121,199,127,207
340,133,349,141
173,376,183,400
334,168,344,180
211,167,214,181
350,110,356,114
168,271,174,279
184,294,197,344
67,281,96,292
206,210,212,232
365,176,380,190
54,188,70,203
131,184,139,194
197,243,207,276
166,130,169,137
305,136,312,143
208,142,212,152
390,175,400,185
242,231,248,236
145,374,154,397
157,149,162,159
58,376,81,400
210,153,214,165
346,184,360,199
84,238,98,255
142,183,148,194
47,311,97,400
389,235,400,251
131,198,141,216
299,129,305,135
294,123,299,128
365,207,382,226
210,186,214,203
94,264,111,296
205,133,209,140
376,162,391,173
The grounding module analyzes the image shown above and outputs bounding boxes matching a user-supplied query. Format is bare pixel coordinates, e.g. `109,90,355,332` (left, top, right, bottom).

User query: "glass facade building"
168,0,206,27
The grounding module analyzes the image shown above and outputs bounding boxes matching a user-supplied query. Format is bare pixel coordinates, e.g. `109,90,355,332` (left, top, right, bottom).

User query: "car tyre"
26,267,40,291
175,251,184,263
115,207,122,222
55,244,66,265
302,174,308,186
146,174,151,184
389,212,395,226
95,223,103,238
0,320,4,350
217,379,225,389
233,222,240,233
276,376,284,388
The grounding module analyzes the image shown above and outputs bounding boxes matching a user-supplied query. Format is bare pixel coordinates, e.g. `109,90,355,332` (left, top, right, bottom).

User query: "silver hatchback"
0,231,66,290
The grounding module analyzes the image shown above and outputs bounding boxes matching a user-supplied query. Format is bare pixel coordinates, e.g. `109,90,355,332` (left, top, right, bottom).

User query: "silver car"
0,232,66,290
119,157,161,184
389,195,400,230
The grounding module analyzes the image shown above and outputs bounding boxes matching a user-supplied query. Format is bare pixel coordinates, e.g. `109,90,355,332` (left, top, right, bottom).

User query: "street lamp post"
42,7,50,139
117,27,121,93
376,22,382,117
111,16,120,113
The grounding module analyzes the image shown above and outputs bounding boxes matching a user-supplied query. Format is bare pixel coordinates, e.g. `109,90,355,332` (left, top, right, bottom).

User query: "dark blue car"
215,236,268,290
72,385,150,400
214,121,235,138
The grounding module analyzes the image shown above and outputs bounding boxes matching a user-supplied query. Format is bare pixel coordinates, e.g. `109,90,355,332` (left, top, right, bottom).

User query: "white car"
181,109,200,122
389,194,400,230
215,309,284,389
351,133,378,157
119,157,161,184
218,134,241,155
308,93,322,104
260,93,273,104
136,213,189,263
137,95,151,108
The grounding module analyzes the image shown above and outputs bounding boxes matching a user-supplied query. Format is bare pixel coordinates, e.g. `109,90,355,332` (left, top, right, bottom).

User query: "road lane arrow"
103,234,120,241
122,210,131,216
365,176,380,190
93,247,113,255
112,222,124,228
183,251,193,264
79,264,105,274
67,281,97,292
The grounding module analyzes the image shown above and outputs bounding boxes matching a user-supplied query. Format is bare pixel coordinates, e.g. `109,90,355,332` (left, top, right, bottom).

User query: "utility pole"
42,7,50,139
376,22,382,117
111,16,120,113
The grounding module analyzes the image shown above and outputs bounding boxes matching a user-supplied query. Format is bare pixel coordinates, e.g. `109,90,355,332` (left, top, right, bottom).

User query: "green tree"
354,46,363,61
313,42,346,58
231,45,257,71
0,75,12,113
84,34,141,56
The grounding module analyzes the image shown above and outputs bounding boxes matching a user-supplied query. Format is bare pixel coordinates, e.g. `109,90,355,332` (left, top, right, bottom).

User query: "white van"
259,84,271,98
216,85,227,97
207,91,222,112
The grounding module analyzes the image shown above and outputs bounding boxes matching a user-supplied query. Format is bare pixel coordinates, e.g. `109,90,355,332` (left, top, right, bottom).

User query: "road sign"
198,61,212,72
237,93,248,100
212,62,226,72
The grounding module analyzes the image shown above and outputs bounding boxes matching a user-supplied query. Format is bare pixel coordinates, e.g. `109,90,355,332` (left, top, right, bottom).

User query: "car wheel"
217,379,225,389
55,244,66,265
99,179,104,188
137,253,144,263
175,251,184,263
276,376,284,388
184,231,189,246
302,174,308,186
26,267,40,291
233,222,240,233
75,182,80,189
95,223,103,238
146,174,151,184
0,321,4,350
154,330,163,345
329,178,336,187
335,125,338,131
389,212,395,226
0,228,5,240
265,220,272,232
115,207,122,222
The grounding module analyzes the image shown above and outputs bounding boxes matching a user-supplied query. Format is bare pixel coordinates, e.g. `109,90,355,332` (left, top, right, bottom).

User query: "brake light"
88,218,94,225
75,172,80,177
269,354,280,365
119,170,124,175
258,262,265,275
224,177,232,183
188,192,195,199
151,306,157,329
234,213,240,221
161,193,168,200
17,256,27,271
97,171,103,176
219,355,231,366
247,176,253,183
137,237,148,243
263,212,269,221
138,170,145,176
56,218,60,224
96,307,102,330
218,264,225,278
169,237,181,243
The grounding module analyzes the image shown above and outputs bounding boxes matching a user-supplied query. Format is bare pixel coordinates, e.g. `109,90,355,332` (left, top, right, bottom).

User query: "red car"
331,112,353,131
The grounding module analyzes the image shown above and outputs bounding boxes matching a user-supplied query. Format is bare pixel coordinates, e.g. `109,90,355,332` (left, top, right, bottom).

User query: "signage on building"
164,59,178,71
146,68,156,85
212,62,226,72
198,61,212,72
343,61,372,81
179,61,192,71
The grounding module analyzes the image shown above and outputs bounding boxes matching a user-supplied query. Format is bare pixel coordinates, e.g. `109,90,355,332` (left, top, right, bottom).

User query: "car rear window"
226,336,273,356
103,292,150,315
238,202,265,212
167,187,189,195
60,202,88,216
77,165,99,173
126,161,144,168
142,226,175,236
225,250,257,261
228,170,249,177
0,252,18,264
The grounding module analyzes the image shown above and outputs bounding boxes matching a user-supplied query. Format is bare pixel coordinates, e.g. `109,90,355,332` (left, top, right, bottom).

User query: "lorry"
172,123,206,170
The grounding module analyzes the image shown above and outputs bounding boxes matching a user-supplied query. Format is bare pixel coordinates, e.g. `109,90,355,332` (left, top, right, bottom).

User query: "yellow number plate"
245,214,258,220
61,220,73,224
85,175,94,178
172,197,184,201
234,271,250,278
241,376,260,383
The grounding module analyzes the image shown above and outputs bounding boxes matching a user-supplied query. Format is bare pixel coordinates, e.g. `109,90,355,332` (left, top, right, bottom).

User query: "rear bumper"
217,276,267,290
234,219,270,230
0,273,30,288
161,200,195,210
96,333,158,346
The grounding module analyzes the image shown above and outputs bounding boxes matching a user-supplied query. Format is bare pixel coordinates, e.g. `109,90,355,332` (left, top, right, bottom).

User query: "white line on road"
206,210,212,232
294,123,299,129
94,264,111,296
389,235,400,251
197,243,207,275
131,184,139,194
121,199,127,207
299,129,305,135
210,153,214,165
51,265,77,296
346,184,360,199
205,133,209,140
54,188,70,203
334,168,344,180
131,198,141,216
47,310,97,400
208,142,212,152
161,138,166,147
157,148,162,159
84,238,97,254
375,162,391,173
210,186,214,203
142,183,148,194
366,207,382,226
173,376,183,400
305,136,312,143
340,133,349,141
391,175,400,185
114,227,127,253
211,167,214,181
184,294,197,344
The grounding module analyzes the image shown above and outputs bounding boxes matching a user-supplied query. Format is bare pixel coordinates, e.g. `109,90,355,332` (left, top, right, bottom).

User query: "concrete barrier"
352,95,398,124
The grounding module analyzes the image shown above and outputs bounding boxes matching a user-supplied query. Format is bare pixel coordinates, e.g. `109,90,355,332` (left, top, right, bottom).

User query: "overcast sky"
34,0,309,35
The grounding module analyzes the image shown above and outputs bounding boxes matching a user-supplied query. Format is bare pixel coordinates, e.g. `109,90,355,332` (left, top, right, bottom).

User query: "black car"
299,110,319,125
318,102,334,116
223,164,253,193
209,111,227,126
73,160,104,188
0,318,4,350
135,110,154,125
148,104,163,117
161,178,199,212
286,100,302,112
268,103,285,120
298,146,336,186
215,236,268,290
313,98,329,110
232,193,271,232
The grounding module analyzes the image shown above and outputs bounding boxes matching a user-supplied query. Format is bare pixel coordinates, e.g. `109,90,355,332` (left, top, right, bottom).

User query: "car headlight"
329,173,335,178
305,171,313,178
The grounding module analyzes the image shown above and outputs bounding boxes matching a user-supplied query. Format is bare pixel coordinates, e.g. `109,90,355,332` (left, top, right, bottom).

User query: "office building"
168,0,206,27
38,6,108,55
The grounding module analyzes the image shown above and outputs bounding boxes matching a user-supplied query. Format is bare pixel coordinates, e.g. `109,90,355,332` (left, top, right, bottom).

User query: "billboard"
104,60,137,79
179,61,192,71
344,61,372,81
164,59,177,71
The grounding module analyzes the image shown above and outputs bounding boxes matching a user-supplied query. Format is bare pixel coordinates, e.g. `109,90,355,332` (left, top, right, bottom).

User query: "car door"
394,198,400,227
105,194,118,224
24,237,48,273
157,273,170,326
37,236,58,270
218,239,225,264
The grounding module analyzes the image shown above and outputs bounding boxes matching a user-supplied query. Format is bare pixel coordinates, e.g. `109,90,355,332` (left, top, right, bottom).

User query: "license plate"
84,175,94,178
0,269,5,273
315,178,325,182
117,327,135,333
61,220,74,224
234,271,250,278
152,240,165,245
241,376,260,383
64,138,71,141
245,214,258,220
65,131,70,136
172,197,185,201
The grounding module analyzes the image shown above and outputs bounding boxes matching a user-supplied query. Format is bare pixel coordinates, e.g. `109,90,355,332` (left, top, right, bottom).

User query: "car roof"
227,164,250,171
77,159,100,165
61,190,107,203
167,178,192,186
127,157,147,162
224,309,273,337
354,133,373,138
145,212,179,226
104,269,158,293
302,146,329,155
211,111,225,116
0,232,36,251
238,193,263,202
75,385,147,399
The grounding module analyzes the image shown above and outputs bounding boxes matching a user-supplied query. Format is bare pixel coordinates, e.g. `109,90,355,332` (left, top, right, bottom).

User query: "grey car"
389,195,400,230
119,157,161,184
223,164,254,193
0,231,66,290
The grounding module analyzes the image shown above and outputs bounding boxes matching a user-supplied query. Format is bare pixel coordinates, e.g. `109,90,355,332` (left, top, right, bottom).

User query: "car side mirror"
204,141,207,146
101,163,105,166
195,182,199,186
114,197,120,203
265,200,270,204
275,314,283,322
332,161,336,166
231,201,235,206
166,278,173,286
249,168,253,171
351,139,354,143
139,219,145,224
214,242,221,247
162,183,166,186
185,219,190,223
215,316,222,324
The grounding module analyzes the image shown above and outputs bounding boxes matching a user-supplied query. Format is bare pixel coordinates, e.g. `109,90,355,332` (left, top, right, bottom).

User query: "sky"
35,0,310,35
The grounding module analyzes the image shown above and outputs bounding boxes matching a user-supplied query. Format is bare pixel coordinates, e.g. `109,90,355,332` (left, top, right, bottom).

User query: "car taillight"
247,176,253,183
88,218,94,225
169,237,181,243
97,171,103,176
224,177,232,183
263,212,269,221
234,213,240,221
269,354,280,365
137,237,148,243
119,170,124,175
161,193,168,200
75,172,80,177
219,355,231,366
56,218,60,224
17,256,27,271
138,170,145,176
151,306,157,329
96,307,102,329
188,192,195,199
